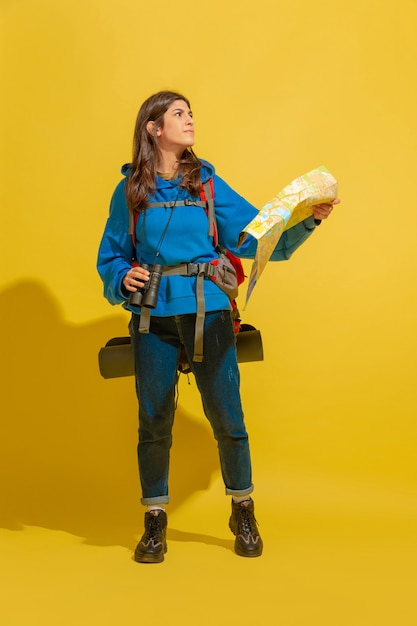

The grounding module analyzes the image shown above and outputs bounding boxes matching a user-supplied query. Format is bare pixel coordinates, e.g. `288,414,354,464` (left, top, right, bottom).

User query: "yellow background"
1,0,416,624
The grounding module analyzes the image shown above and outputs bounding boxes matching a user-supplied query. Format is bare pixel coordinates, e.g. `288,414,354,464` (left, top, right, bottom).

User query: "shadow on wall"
0,280,219,548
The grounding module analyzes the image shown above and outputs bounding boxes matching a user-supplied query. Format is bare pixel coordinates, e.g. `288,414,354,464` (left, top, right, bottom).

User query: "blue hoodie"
97,160,317,316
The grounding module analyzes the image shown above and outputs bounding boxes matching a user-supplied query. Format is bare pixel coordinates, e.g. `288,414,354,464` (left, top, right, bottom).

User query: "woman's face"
156,100,195,152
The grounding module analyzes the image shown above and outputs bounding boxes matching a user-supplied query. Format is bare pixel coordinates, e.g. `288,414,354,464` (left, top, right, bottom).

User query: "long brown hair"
125,91,202,212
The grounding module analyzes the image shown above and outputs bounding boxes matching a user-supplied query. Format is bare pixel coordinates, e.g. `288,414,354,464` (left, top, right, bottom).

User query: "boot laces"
145,513,163,540
239,506,257,537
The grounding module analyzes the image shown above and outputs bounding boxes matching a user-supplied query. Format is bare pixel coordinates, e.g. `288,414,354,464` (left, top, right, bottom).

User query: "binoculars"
129,264,163,309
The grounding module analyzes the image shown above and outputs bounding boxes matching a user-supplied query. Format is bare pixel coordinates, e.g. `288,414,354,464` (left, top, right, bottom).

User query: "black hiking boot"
134,510,167,563
229,498,263,557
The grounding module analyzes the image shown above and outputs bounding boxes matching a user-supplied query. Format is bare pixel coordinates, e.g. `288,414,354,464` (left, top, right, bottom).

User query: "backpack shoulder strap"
129,197,206,243
200,178,216,243
130,179,216,252
128,210,135,237
200,179,245,287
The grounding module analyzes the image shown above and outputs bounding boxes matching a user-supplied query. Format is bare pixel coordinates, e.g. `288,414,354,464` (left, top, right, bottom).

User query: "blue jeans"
129,310,254,505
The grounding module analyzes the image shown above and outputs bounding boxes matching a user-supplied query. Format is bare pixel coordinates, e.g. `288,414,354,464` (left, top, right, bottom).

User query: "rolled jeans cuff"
141,495,170,506
225,483,254,498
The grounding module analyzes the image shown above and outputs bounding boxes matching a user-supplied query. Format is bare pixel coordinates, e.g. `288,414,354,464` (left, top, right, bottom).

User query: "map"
238,166,338,305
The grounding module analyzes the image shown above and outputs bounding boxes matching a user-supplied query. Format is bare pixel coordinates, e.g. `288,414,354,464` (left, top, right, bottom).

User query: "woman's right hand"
122,265,151,292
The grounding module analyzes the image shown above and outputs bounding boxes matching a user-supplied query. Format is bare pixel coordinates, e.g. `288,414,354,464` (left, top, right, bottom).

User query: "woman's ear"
146,121,161,137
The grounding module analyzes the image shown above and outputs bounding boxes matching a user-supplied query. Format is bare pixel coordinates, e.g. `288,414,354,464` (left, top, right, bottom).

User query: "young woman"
97,90,336,563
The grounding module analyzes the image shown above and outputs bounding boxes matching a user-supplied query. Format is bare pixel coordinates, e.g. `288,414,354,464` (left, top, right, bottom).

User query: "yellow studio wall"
1,0,417,623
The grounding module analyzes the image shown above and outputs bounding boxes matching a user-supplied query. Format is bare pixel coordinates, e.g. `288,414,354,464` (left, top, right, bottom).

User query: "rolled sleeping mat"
98,324,263,379
235,324,264,364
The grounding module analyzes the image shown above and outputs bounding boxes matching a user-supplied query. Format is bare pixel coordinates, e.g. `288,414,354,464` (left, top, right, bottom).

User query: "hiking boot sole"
134,544,167,564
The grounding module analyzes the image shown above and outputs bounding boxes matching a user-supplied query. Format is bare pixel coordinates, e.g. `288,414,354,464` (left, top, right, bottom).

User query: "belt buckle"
187,263,199,276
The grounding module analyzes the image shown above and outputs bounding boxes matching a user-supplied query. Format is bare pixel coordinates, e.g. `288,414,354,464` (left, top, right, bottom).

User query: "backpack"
129,178,246,363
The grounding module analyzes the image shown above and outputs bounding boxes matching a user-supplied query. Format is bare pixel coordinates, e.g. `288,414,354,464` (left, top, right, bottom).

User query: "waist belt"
138,262,221,363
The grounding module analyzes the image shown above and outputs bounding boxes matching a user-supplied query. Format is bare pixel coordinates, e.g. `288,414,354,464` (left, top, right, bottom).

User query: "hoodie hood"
120,159,215,186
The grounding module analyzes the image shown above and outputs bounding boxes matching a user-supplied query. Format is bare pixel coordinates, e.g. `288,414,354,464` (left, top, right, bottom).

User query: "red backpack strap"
225,249,245,286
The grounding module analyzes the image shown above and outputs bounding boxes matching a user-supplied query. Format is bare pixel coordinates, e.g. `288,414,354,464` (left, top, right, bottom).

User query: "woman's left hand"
312,198,341,220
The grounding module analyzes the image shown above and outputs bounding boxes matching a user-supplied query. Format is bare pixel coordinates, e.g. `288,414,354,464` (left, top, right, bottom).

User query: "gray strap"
138,307,151,334
130,200,205,235
147,200,206,209
131,195,211,238
128,210,134,236
203,181,215,240
146,201,176,208
162,263,189,277
193,270,206,362
162,262,215,278
162,263,208,361
130,201,205,235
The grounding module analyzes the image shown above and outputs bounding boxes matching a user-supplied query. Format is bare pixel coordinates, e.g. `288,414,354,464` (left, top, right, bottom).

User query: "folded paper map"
238,166,338,305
